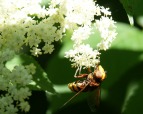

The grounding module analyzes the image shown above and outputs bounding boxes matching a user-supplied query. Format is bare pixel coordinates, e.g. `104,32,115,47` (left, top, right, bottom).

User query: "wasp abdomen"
68,81,85,92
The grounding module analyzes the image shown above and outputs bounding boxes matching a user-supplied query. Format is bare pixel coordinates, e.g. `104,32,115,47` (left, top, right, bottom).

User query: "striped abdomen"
68,80,84,92
68,80,96,92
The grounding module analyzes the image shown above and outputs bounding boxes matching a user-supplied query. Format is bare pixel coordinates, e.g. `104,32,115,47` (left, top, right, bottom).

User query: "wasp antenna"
60,91,80,109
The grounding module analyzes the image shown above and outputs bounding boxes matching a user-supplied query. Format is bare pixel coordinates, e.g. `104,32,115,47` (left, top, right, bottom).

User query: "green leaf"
122,79,143,114
101,23,143,89
112,23,143,51
120,0,143,16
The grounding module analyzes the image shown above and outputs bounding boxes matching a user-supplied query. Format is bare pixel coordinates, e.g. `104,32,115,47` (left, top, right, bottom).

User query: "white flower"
65,44,100,69
71,26,92,45
95,4,101,16
51,0,97,26
0,95,18,114
0,63,33,113
19,101,30,112
47,7,58,16
95,16,117,50
5,104,18,114
65,0,96,25
12,87,31,101
25,63,36,75
30,46,42,57
100,7,111,16
42,44,54,54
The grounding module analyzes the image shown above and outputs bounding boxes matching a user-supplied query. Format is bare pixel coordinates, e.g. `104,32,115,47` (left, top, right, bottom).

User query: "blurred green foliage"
45,22,143,114
120,0,143,16
6,0,143,114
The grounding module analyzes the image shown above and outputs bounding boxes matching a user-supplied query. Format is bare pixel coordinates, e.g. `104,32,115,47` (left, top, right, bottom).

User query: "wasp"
62,64,106,112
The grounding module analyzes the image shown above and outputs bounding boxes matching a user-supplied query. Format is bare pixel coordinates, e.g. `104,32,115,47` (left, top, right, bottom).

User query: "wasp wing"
87,86,101,112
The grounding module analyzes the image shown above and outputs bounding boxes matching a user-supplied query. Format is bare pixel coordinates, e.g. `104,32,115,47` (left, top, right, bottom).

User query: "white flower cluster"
59,0,118,71
0,0,117,113
0,0,117,68
0,49,36,113
95,8,117,50
0,0,65,56
65,44,100,69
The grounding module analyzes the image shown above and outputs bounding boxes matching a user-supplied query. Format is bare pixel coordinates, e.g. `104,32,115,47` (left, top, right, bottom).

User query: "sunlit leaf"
112,23,143,51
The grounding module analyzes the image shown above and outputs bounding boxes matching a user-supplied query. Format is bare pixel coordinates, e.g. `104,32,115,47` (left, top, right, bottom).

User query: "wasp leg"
87,67,92,73
74,74,88,78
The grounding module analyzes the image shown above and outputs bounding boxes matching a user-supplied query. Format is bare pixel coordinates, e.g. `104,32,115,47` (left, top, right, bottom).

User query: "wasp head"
94,65,106,82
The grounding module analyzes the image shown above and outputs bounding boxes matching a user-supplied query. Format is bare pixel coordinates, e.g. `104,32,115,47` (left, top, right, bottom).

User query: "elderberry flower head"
0,62,34,113
0,0,65,56
64,0,117,73
0,0,117,112
95,16,117,50
50,0,97,26
0,47,36,113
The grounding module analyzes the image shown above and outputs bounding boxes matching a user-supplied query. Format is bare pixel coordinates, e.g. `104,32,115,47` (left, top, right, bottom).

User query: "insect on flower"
61,64,106,112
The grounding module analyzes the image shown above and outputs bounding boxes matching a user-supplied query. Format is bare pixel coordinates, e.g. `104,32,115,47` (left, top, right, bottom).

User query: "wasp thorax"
94,65,106,81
